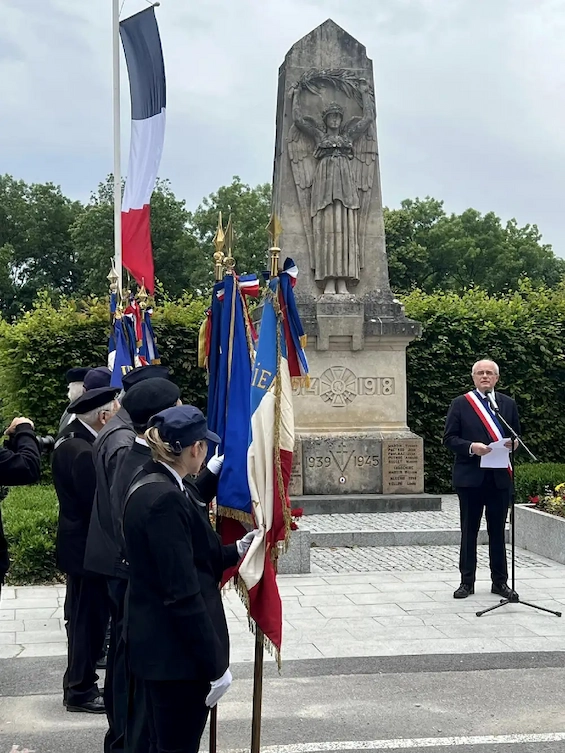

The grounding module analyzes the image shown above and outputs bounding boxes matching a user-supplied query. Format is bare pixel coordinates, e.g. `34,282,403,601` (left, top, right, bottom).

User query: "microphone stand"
476,400,561,618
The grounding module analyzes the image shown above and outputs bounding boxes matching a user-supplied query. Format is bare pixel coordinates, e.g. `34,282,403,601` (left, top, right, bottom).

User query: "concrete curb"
310,529,509,547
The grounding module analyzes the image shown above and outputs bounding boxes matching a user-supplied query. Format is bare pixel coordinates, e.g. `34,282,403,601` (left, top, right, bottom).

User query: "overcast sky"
2,0,565,255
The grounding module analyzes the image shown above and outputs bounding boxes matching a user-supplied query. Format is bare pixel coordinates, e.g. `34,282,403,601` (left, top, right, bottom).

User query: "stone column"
273,20,424,498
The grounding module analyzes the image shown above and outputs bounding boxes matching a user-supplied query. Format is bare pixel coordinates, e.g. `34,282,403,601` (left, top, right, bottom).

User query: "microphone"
485,390,499,413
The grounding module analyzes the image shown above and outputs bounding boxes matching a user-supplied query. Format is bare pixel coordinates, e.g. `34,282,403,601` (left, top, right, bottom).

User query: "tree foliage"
385,198,565,295
186,176,272,293
0,175,82,318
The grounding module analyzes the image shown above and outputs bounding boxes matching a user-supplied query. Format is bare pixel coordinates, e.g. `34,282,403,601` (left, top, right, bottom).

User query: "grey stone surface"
292,493,442,514
270,19,426,498
272,19,390,302
382,436,424,494
515,504,565,564
310,529,498,548
311,544,548,573
301,434,382,494
278,529,311,574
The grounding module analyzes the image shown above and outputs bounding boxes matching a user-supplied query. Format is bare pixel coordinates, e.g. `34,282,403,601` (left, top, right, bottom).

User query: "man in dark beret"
58,367,91,433
53,386,120,714
84,367,112,391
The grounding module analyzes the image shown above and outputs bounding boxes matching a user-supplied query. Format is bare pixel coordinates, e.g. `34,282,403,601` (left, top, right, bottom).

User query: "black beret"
84,367,112,391
68,386,120,416
65,367,91,384
122,378,180,426
122,365,170,392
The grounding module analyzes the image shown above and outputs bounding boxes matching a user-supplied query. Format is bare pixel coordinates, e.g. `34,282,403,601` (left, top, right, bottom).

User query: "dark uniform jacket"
84,408,134,579
0,424,41,578
53,419,98,576
444,392,520,490
123,460,239,683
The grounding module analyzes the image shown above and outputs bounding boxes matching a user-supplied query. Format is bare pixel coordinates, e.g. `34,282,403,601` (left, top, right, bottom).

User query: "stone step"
291,493,442,515
311,544,543,574
302,501,508,548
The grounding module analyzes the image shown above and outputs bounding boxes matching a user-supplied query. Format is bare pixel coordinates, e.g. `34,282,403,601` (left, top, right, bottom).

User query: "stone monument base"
289,431,424,496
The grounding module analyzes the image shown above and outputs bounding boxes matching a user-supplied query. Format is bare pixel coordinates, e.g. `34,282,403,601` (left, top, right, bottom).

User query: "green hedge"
3,485,61,585
0,294,208,437
514,463,565,503
404,284,565,492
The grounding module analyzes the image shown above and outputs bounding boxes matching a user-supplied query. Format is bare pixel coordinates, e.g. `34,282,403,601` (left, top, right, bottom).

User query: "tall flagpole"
112,0,123,299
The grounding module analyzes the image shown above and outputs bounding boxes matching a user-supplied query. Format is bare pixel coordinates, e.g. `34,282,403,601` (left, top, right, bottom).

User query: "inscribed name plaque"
302,436,382,495
382,438,424,494
288,441,304,497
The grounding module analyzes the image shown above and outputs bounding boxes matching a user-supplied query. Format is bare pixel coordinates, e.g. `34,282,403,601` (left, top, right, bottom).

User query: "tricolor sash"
464,391,512,476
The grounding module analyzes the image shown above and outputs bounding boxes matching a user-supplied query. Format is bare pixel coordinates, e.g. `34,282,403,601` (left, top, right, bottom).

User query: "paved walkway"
1,546,564,664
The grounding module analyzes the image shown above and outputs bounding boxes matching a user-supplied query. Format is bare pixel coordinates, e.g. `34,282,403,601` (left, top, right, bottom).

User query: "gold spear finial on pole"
213,212,225,282
137,283,148,311
223,214,236,274
266,213,282,278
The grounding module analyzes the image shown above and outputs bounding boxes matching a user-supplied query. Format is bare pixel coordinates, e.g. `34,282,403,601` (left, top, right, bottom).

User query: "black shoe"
66,695,106,714
453,583,474,599
492,582,519,601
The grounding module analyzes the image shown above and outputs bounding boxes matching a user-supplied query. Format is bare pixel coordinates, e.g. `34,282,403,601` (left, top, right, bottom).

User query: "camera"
36,435,55,454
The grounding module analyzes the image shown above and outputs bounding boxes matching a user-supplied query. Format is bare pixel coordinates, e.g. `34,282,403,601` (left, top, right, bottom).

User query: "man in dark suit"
444,359,520,600
53,386,120,713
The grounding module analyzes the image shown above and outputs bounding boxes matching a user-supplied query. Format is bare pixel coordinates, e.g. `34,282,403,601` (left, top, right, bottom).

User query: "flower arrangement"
290,507,304,531
529,483,565,518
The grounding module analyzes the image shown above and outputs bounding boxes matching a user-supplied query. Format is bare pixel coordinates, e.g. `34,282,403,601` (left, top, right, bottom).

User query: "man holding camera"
0,417,42,594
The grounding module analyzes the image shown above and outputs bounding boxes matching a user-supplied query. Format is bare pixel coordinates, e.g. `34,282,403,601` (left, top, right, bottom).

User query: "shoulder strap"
54,432,77,451
121,472,172,546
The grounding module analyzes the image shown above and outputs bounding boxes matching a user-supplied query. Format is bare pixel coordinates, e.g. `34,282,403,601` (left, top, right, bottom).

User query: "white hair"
471,359,500,376
67,382,85,402
78,400,118,426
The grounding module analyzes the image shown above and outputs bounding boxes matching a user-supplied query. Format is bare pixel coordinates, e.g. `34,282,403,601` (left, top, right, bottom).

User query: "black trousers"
105,577,128,752
457,473,510,586
144,677,210,753
63,573,109,707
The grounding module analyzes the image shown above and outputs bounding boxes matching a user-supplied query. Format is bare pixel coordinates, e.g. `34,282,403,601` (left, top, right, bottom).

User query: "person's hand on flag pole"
206,448,224,476
236,529,260,558
205,667,233,707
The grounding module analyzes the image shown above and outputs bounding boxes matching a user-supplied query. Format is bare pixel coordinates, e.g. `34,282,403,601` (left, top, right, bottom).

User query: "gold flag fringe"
216,505,255,528
229,574,282,670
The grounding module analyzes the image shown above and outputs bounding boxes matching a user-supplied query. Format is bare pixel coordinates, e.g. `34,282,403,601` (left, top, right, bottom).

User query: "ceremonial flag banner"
216,275,255,523
240,278,296,660
120,7,166,293
110,319,133,388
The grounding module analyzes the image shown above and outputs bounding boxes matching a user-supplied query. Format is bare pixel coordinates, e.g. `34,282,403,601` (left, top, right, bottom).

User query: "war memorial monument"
272,20,430,503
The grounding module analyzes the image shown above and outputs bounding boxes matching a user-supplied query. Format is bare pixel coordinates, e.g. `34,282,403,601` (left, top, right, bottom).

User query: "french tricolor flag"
120,7,166,294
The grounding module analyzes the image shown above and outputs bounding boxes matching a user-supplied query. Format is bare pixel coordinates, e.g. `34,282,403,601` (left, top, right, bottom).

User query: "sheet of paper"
480,439,510,469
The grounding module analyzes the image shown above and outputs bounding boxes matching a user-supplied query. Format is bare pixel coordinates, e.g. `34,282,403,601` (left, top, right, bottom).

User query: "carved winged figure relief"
288,71,377,295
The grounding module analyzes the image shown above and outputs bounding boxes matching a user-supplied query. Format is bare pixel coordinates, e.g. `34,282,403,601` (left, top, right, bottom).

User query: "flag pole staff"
112,0,123,300
250,213,283,753
208,212,225,753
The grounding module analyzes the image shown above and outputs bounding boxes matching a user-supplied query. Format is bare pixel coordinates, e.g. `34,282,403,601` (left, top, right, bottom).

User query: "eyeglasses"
473,370,497,376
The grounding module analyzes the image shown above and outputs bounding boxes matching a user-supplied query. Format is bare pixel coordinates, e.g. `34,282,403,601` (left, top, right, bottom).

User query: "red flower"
291,507,304,518
290,521,298,531
529,496,540,504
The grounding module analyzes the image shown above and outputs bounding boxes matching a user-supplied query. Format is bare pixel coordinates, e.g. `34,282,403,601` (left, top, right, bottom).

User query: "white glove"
206,451,224,476
236,529,260,558
205,667,232,708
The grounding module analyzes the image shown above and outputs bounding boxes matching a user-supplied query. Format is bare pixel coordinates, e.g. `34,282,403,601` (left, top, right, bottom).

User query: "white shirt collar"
135,437,149,447
158,461,184,491
77,418,98,438
476,388,497,407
